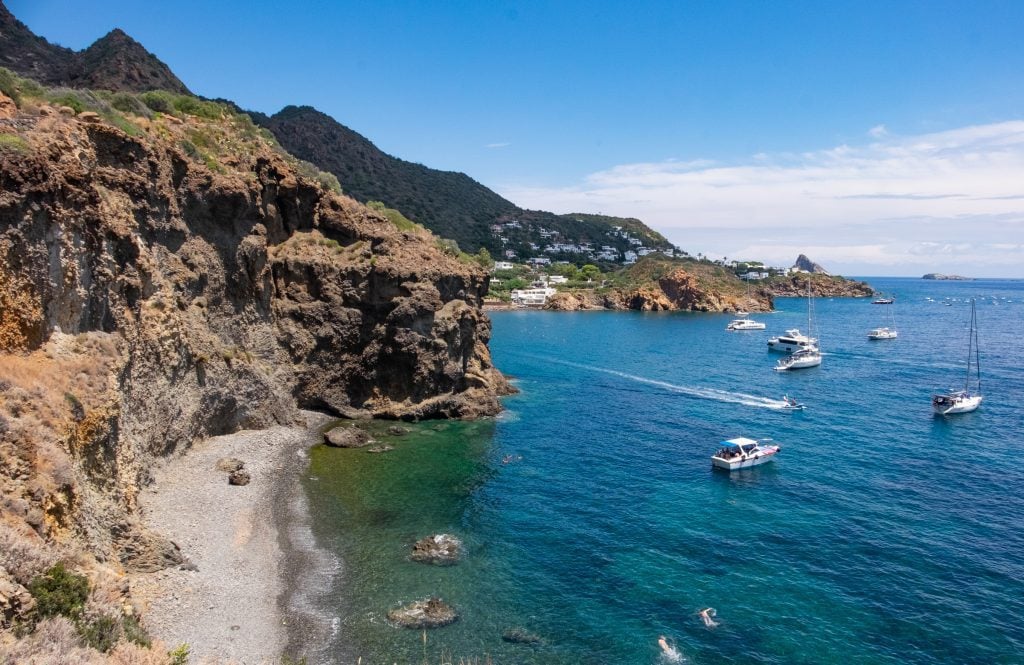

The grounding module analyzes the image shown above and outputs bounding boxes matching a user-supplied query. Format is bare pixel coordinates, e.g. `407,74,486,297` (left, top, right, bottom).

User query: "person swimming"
698,607,719,628
657,635,682,662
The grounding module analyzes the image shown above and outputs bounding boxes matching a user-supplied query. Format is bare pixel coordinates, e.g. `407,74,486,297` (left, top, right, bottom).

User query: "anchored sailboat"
932,299,982,415
775,280,821,371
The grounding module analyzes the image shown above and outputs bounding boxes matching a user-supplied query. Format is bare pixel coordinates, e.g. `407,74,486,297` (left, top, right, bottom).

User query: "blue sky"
11,0,1024,275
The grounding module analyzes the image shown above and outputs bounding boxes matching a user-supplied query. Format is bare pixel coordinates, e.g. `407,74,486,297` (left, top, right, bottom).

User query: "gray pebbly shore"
133,412,337,664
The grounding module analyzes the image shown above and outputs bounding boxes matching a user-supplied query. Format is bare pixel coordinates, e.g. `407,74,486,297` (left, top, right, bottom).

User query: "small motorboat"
872,296,895,304
774,347,822,371
711,437,781,470
780,395,806,410
726,318,766,331
867,327,898,340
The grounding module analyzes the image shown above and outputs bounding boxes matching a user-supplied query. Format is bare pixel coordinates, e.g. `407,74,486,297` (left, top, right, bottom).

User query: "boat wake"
544,358,792,410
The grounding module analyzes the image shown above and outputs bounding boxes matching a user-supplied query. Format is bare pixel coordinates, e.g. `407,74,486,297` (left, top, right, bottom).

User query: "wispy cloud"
484,142,511,149
497,121,1024,275
868,124,888,138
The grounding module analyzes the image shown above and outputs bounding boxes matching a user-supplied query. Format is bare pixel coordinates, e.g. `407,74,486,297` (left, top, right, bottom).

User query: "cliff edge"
0,82,510,643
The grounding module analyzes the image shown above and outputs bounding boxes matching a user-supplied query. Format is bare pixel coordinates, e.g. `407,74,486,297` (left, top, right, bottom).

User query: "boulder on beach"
324,426,372,448
387,597,458,629
410,533,462,565
215,457,245,473
228,470,251,486
502,627,545,645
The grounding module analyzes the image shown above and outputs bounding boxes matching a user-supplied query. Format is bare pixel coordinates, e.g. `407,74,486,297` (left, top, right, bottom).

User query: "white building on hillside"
511,286,557,306
493,261,515,271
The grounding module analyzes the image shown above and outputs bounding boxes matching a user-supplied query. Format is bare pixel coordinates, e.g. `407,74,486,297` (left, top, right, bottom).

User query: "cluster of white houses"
489,220,677,265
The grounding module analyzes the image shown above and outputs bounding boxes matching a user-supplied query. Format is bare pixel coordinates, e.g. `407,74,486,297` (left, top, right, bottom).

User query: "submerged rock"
502,627,544,645
386,425,410,436
324,426,371,448
366,445,394,454
228,470,251,486
410,533,462,565
387,597,458,629
215,457,245,473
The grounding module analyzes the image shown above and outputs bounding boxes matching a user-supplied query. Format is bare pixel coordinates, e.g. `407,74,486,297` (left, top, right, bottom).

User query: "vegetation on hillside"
254,105,674,261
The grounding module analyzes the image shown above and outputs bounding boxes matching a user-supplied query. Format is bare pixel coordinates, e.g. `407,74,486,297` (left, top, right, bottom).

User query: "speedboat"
774,347,822,371
780,395,806,411
767,328,816,353
711,437,780,470
872,297,894,304
726,318,766,331
867,327,898,340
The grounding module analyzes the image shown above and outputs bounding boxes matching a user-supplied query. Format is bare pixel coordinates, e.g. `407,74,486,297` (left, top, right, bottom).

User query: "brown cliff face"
0,98,509,576
544,262,774,312
764,273,874,298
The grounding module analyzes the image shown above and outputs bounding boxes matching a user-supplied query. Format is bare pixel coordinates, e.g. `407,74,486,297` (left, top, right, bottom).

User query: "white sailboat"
868,298,898,340
932,299,983,415
774,280,821,371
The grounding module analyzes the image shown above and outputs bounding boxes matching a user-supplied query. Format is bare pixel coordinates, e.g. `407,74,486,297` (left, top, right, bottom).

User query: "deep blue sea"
304,277,1024,664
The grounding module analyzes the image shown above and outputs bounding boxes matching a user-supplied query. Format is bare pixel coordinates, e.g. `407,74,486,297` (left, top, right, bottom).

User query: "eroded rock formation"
0,100,510,591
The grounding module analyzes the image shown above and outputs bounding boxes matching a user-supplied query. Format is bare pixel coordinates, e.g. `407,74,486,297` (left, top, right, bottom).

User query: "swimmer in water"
657,635,682,662
698,607,719,628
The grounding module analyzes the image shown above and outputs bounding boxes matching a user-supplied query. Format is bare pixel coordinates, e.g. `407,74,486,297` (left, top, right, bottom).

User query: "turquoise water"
304,277,1024,664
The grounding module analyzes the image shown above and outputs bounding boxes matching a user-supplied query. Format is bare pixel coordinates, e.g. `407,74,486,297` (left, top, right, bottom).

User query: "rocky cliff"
791,253,829,274
763,273,874,298
544,259,774,312
0,87,510,637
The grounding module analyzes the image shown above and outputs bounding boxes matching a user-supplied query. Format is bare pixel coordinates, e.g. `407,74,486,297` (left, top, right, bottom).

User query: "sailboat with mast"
868,297,898,340
774,280,821,371
932,299,982,415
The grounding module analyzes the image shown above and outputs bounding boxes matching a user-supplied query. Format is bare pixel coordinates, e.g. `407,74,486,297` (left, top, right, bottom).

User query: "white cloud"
484,142,511,149
868,124,888,138
497,121,1024,276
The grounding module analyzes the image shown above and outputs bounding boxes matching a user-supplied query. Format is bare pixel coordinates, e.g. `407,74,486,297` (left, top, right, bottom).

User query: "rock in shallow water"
366,445,394,454
215,457,245,473
228,470,251,486
387,597,458,629
386,425,410,436
324,426,371,448
410,533,462,565
502,627,545,645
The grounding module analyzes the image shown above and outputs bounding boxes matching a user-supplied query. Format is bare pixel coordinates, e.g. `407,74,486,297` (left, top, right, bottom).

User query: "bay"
305,277,1024,664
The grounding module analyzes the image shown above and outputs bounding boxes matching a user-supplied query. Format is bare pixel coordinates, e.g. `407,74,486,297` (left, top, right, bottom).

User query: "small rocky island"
923,273,972,280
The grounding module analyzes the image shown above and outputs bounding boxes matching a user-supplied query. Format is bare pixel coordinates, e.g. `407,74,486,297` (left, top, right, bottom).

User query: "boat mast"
973,299,981,394
965,298,976,393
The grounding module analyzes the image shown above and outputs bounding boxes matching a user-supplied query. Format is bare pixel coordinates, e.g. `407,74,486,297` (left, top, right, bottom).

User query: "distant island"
923,273,973,280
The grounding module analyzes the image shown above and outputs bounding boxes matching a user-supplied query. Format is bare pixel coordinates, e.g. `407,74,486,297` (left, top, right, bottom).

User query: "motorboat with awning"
868,327,898,340
711,437,780,470
767,329,816,352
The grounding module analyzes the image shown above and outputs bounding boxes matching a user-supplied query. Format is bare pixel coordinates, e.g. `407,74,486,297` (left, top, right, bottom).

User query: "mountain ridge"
0,1,189,93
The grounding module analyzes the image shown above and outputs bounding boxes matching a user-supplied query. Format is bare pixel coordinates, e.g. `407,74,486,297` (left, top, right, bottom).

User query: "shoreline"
133,411,338,664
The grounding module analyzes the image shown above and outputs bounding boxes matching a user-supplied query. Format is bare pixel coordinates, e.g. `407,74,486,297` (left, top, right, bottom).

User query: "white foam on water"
547,358,791,410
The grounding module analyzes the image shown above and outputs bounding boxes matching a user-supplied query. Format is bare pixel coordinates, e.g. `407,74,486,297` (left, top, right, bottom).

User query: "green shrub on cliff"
28,563,89,621
368,200,422,232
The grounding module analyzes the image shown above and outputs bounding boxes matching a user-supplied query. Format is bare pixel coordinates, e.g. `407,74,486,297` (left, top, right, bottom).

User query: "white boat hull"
775,353,821,371
728,322,766,331
868,328,898,340
767,339,814,353
933,394,982,415
711,449,779,470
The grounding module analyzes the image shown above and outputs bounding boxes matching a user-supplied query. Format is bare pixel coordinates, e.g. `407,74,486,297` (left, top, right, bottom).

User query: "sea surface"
303,277,1024,664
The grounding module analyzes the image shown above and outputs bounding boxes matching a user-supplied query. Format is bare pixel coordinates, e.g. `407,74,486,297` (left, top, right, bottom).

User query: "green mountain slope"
253,105,673,261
